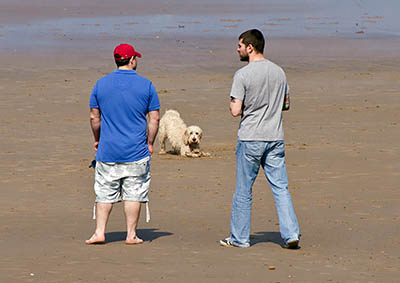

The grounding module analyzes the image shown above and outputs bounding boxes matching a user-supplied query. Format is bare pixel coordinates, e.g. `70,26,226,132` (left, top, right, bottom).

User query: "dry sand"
1,1,400,283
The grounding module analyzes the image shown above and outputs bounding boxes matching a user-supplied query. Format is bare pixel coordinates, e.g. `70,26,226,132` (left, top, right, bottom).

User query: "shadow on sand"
105,228,173,243
250,231,285,247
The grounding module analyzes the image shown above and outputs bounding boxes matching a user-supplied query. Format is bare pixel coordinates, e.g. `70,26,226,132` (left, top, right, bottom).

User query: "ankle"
126,234,137,240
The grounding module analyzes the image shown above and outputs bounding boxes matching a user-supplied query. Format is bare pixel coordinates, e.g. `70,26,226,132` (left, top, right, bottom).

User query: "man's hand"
230,97,243,117
147,144,153,155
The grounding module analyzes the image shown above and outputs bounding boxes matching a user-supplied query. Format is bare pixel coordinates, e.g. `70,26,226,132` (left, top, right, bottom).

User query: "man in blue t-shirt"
86,43,160,245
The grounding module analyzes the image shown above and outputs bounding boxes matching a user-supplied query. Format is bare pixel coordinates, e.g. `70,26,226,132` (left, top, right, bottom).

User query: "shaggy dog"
158,110,209,157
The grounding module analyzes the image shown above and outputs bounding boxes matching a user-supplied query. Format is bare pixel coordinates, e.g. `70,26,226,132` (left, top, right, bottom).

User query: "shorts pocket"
127,159,150,177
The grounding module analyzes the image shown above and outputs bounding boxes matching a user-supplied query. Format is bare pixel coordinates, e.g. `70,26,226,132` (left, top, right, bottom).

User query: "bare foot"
159,150,166,155
125,236,144,245
85,233,105,245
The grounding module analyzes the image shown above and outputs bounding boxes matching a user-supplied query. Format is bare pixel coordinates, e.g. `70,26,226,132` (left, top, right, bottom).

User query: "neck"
118,65,133,70
249,53,265,62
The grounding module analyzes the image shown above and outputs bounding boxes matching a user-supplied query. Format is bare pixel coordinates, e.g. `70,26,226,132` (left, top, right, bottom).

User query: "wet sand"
1,1,400,282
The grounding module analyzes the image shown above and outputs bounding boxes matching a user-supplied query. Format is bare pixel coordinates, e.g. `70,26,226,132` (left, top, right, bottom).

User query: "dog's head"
183,125,203,146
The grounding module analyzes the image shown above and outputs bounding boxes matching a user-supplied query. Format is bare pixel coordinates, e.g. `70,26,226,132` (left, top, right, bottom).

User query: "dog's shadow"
250,231,285,247
164,150,180,156
105,228,173,243
159,150,210,158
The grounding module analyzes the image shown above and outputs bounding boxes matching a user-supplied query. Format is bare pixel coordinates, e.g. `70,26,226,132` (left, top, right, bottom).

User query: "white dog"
158,110,209,157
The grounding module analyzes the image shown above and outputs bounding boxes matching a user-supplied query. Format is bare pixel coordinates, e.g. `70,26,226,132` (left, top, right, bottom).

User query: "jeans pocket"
270,141,285,158
243,141,265,158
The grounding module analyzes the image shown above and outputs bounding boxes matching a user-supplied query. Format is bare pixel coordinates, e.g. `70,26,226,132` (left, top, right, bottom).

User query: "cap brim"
134,51,142,58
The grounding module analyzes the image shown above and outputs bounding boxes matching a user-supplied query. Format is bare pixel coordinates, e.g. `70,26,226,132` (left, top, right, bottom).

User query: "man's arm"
147,110,160,155
90,108,101,151
230,97,243,117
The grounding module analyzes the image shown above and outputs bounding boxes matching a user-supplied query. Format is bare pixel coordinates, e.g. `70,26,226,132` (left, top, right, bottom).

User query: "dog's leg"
180,145,191,156
200,151,211,157
159,133,167,154
187,152,202,158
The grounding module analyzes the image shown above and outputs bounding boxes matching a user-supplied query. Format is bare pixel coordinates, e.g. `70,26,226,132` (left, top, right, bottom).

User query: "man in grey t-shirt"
220,29,300,249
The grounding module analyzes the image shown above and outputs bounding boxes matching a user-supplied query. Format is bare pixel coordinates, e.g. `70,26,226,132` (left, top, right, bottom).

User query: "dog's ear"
183,129,189,145
196,127,202,141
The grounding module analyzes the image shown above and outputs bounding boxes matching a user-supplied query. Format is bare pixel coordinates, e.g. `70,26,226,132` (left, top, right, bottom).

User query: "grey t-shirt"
230,59,289,141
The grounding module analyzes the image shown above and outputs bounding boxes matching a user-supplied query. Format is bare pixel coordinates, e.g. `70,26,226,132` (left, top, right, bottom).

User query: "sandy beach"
1,1,399,282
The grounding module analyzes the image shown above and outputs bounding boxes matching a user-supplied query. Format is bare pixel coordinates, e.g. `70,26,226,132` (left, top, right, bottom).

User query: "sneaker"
285,239,300,249
219,238,238,248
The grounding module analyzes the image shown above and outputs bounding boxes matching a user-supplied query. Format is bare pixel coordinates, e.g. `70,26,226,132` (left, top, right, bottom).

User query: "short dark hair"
239,29,265,54
114,55,132,67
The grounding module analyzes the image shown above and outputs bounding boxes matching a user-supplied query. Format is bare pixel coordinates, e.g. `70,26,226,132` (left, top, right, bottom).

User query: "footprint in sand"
158,89,168,95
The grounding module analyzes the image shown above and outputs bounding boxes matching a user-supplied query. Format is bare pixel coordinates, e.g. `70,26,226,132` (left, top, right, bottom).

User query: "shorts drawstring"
146,202,150,223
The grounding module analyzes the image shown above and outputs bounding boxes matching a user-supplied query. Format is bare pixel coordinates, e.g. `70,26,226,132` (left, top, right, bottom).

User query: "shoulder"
266,60,286,75
134,73,153,86
233,65,249,80
96,72,115,84
235,64,251,74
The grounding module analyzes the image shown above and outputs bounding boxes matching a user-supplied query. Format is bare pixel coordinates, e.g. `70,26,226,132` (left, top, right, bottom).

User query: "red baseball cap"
113,43,142,61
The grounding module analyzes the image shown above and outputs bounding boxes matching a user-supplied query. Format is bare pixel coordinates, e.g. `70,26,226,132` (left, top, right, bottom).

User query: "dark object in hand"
89,160,96,169
282,92,290,111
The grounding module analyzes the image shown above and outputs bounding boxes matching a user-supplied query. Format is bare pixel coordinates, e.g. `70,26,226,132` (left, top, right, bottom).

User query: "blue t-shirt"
89,69,160,162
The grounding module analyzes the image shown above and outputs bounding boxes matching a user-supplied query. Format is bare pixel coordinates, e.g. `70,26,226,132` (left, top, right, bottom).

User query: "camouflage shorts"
94,156,151,203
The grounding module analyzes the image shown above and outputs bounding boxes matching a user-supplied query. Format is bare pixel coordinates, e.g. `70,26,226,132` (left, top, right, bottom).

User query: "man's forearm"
90,119,101,142
147,110,160,145
90,108,101,142
147,120,159,145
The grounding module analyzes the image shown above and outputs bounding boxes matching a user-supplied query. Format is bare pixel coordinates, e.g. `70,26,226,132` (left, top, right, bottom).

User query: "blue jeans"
230,140,299,247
